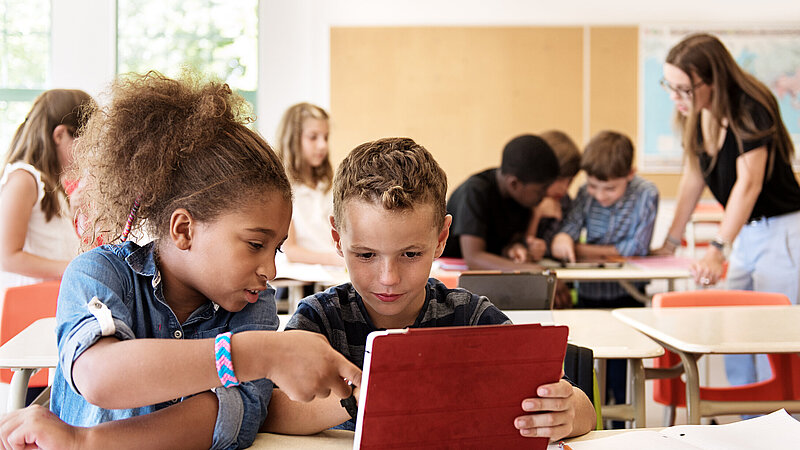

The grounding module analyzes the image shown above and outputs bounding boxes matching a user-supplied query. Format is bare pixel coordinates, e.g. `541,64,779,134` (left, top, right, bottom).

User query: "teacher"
654,33,800,387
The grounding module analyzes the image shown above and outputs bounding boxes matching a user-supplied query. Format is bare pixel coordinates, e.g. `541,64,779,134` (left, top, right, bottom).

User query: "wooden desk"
612,305,800,424
0,317,57,411
249,428,643,449
507,310,664,428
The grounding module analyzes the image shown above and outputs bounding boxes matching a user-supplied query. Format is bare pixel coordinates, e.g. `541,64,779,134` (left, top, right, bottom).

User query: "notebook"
458,271,557,310
353,323,569,449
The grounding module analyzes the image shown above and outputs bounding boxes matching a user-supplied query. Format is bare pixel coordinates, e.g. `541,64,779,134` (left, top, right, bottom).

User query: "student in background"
0,89,93,289
276,102,342,266
0,72,359,449
270,138,595,441
550,131,658,418
551,131,658,306
510,130,582,263
652,33,800,390
442,134,558,269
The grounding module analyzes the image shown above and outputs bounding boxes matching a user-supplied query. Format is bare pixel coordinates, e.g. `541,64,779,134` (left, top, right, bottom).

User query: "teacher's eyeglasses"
659,78,704,100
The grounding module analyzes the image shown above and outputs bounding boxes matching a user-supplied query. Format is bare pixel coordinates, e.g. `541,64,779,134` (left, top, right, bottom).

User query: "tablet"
457,271,556,310
354,323,568,449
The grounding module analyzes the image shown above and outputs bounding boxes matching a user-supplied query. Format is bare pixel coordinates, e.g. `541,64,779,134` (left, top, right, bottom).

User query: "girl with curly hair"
0,72,360,449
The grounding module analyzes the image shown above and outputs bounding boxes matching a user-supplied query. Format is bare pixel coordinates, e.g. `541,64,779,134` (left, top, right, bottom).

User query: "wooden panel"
330,27,584,192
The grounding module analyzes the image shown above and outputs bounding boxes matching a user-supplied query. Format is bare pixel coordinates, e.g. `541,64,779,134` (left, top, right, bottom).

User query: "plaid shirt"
559,176,659,300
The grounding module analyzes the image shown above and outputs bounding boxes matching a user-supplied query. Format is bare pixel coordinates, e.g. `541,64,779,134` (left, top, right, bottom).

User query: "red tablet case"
353,323,569,449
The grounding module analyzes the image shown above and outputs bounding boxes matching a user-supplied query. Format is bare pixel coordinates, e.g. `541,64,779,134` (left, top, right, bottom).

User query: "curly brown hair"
333,137,447,231
4,89,93,221
71,71,290,248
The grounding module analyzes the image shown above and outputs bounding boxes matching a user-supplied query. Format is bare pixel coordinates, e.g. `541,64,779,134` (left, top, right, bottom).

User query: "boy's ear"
329,215,343,257
434,214,453,258
627,167,636,181
170,208,194,250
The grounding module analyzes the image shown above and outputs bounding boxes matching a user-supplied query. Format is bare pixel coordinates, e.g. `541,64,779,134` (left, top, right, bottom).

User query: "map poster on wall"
639,26,800,172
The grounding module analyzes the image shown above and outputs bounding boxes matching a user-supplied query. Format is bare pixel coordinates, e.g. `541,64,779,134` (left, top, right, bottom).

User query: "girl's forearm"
73,331,273,409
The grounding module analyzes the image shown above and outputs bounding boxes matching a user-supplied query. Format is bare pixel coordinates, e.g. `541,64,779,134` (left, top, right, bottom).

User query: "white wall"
51,1,800,140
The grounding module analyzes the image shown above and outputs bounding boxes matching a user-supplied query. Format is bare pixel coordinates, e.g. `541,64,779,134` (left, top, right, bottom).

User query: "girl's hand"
690,248,726,286
265,330,362,403
0,405,84,450
514,379,577,442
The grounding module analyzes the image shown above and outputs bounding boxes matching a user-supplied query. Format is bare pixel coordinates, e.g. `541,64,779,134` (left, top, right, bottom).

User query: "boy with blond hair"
283,137,595,441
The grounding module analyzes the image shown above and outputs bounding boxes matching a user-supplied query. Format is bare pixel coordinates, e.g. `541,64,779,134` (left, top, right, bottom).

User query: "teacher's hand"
690,248,726,286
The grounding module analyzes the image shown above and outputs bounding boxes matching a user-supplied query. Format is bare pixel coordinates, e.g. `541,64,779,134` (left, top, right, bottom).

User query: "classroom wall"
260,0,800,198
47,1,800,197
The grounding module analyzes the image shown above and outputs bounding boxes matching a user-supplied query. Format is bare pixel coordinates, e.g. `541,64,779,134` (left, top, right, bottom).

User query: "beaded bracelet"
215,332,240,388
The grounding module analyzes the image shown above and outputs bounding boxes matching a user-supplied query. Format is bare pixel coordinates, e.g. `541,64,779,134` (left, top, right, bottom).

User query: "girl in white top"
276,103,343,266
0,89,93,289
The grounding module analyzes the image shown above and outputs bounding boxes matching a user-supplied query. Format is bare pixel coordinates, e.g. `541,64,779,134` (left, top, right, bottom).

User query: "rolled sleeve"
211,379,273,450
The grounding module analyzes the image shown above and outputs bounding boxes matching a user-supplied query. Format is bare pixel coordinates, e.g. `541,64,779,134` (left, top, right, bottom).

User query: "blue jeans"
724,210,800,386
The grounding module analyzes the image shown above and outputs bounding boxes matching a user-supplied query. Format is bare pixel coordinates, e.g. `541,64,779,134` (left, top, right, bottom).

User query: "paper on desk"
558,409,800,450
627,255,694,270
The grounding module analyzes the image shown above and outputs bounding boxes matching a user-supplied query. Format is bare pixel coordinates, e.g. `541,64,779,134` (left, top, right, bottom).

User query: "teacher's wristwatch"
709,236,731,259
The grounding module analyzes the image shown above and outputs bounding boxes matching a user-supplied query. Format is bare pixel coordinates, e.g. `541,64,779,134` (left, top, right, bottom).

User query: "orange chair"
651,290,800,424
0,280,61,387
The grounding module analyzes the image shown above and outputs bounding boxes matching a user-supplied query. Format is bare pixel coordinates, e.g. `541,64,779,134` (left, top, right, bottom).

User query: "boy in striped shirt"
277,137,595,442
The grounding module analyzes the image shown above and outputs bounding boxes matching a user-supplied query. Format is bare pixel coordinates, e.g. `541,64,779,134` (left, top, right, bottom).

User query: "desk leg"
618,281,650,304
676,351,702,424
629,358,646,428
8,368,35,411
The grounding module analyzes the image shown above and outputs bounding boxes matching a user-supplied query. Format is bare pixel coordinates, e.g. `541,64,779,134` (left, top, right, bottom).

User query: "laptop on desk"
457,271,557,310
353,323,568,449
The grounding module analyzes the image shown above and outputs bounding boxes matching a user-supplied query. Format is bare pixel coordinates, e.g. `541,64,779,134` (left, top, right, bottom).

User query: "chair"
651,290,800,425
0,280,61,387
564,343,603,429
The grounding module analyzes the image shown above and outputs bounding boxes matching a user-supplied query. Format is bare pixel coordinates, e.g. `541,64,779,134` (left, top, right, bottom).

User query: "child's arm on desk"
0,393,220,449
514,379,596,442
72,330,360,409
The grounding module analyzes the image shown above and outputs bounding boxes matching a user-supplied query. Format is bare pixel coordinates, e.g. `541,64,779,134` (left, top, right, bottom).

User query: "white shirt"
291,181,336,253
0,162,79,288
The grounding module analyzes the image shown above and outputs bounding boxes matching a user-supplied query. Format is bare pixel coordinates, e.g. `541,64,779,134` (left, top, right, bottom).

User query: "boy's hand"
514,379,578,442
265,330,362,403
550,233,576,263
525,236,547,262
0,404,84,450
505,243,529,263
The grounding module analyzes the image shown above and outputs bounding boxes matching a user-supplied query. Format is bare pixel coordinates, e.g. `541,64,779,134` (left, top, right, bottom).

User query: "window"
0,0,50,152
117,0,258,111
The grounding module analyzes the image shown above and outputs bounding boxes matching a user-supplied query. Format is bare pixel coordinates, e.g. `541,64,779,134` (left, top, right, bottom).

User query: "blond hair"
333,137,447,230
275,102,333,191
4,89,93,220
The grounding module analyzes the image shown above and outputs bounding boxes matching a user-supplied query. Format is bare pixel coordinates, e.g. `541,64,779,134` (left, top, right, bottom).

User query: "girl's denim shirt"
50,241,278,450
